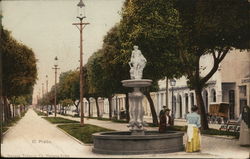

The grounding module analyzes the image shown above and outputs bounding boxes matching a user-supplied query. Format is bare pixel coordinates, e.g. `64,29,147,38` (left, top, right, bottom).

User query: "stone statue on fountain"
129,45,147,80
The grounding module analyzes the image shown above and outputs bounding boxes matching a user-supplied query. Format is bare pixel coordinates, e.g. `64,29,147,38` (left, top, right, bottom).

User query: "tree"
60,99,73,114
174,0,250,129
86,51,104,118
101,24,131,121
10,96,28,117
82,66,92,117
119,0,183,125
57,70,80,114
1,29,37,121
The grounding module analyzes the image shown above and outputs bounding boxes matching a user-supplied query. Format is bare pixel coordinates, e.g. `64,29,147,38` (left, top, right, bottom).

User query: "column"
156,93,160,116
188,93,192,112
216,65,222,103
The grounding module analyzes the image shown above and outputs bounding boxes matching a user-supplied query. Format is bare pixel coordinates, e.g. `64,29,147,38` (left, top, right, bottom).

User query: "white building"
156,49,250,119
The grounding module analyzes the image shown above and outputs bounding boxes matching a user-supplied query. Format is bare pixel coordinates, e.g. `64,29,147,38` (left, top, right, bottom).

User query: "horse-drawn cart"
208,103,229,124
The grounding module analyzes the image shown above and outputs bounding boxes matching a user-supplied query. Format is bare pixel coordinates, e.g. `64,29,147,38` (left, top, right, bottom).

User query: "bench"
219,121,240,132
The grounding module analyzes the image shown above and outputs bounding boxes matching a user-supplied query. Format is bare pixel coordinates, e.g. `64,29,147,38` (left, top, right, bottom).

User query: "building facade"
83,49,250,120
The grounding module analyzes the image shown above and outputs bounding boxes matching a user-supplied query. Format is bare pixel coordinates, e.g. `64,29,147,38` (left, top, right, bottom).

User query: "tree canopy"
1,29,37,98
174,0,250,129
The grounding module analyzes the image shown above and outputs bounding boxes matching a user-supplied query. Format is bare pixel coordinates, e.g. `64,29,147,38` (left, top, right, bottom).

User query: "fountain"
92,46,184,154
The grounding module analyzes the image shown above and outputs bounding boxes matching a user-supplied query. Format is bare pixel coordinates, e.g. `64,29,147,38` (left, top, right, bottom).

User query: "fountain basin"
92,131,184,155
121,79,152,88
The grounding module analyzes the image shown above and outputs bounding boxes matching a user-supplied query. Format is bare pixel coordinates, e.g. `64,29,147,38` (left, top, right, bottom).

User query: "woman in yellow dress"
186,105,201,152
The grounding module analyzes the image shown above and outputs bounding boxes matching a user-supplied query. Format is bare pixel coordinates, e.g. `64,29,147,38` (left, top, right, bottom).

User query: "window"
239,85,247,96
211,89,216,102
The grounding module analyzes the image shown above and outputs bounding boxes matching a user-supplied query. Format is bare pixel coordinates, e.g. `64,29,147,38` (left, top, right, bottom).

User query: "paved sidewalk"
57,113,250,158
1,108,91,158
1,109,249,158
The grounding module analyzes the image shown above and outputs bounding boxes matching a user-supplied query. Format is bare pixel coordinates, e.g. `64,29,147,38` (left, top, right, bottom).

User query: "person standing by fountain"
165,108,173,127
237,105,250,146
159,107,173,133
186,105,201,152
159,106,167,133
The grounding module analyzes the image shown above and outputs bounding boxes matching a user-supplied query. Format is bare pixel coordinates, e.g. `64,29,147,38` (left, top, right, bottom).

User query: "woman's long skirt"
239,121,250,146
186,127,201,152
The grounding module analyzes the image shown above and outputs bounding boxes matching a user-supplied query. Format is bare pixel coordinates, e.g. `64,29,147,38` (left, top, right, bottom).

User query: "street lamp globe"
170,79,176,87
54,56,58,67
77,0,86,20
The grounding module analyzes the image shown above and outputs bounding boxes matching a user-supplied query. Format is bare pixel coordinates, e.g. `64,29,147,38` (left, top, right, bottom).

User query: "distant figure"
165,108,173,127
159,105,167,116
186,105,201,152
159,106,172,133
237,105,250,146
159,106,167,133
129,45,147,80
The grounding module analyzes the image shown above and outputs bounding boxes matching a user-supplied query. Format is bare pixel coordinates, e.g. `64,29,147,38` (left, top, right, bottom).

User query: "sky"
1,0,124,103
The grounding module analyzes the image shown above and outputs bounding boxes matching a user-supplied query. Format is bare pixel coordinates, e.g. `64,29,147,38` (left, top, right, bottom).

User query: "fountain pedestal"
121,79,152,135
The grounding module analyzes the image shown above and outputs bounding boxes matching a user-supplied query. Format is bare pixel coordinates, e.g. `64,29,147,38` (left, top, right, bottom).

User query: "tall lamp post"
73,0,89,126
52,56,59,117
42,83,44,98
46,75,48,93
170,79,176,125
165,77,169,108
46,75,49,116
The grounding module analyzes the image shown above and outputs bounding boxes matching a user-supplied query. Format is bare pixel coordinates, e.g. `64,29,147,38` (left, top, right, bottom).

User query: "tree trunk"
145,92,158,125
5,97,11,121
108,96,113,120
195,88,209,130
3,96,9,122
95,97,100,118
12,104,15,118
125,93,130,122
73,101,80,114
86,98,91,117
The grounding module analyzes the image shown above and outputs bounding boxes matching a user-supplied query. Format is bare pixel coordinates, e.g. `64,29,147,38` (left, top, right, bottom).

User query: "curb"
40,116,91,146
2,126,11,138
55,125,92,146
201,134,237,140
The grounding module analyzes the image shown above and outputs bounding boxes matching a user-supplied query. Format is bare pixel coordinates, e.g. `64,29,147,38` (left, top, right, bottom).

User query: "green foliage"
85,116,110,121
201,128,239,139
57,70,80,102
1,29,37,98
2,109,28,132
174,0,250,88
173,0,250,129
119,0,184,82
60,99,73,108
2,116,21,127
42,117,79,124
11,96,28,106
101,25,131,94
57,124,113,143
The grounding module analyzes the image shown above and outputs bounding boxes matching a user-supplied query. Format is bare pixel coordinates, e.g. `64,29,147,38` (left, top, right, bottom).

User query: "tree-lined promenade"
38,0,250,130
0,29,37,129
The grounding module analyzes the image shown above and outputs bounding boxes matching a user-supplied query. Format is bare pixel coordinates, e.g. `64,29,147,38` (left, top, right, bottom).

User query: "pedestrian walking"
237,105,250,146
186,105,201,152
